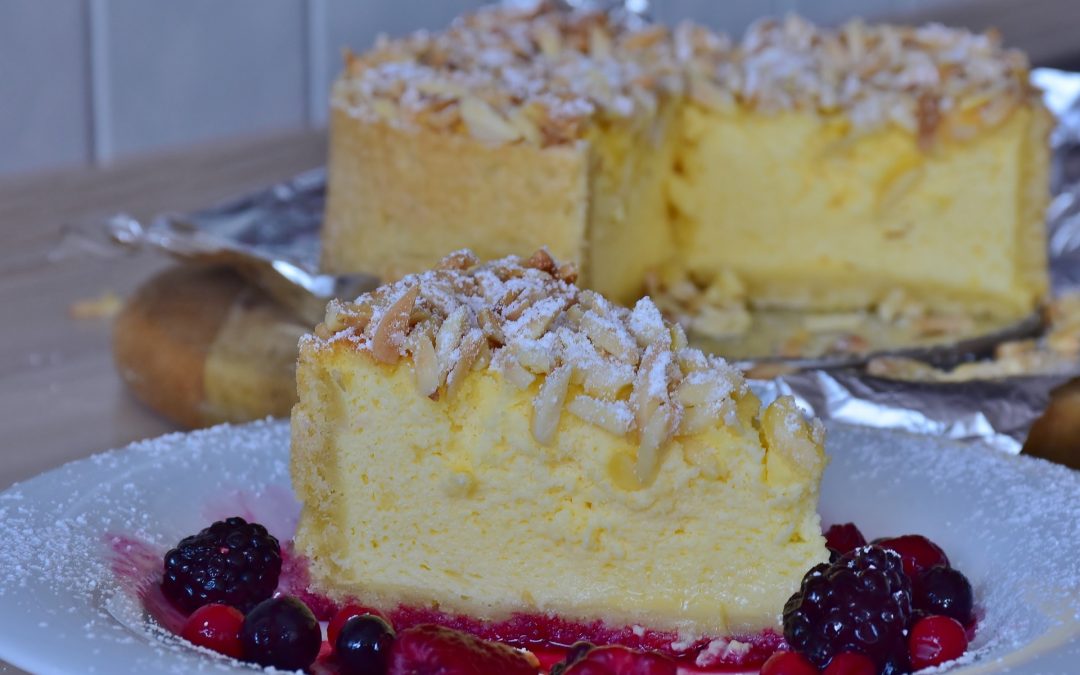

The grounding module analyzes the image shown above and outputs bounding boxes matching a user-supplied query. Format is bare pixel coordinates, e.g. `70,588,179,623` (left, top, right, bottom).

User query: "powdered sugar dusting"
333,2,1035,148
310,249,751,470
820,423,1080,672
0,421,1079,670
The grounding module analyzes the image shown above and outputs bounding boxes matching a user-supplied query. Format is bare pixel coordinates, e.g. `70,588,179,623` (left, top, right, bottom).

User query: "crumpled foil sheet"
110,68,1080,453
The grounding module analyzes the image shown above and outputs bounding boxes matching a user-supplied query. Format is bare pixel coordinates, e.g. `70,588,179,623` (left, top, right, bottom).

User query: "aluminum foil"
108,68,1080,454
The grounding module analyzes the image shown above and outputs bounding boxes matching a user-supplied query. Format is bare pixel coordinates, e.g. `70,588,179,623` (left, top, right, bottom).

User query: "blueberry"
915,565,974,625
240,596,321,670
336,614,396,675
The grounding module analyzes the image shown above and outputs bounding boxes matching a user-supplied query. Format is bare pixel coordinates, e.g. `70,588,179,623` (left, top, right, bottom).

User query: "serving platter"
0,420,1078,674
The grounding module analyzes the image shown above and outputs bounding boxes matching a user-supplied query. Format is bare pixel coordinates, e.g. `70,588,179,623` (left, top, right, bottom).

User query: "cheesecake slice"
291,250,828,654
322,4,1050,321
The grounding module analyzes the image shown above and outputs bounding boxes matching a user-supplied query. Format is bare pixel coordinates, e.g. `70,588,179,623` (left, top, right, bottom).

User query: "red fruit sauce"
109,534,783,673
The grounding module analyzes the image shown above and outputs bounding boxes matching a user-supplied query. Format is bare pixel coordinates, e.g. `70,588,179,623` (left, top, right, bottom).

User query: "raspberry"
388,624,538,675
872,535,949,581
915,565,974,625
550,642,596,675
180,604,244,659
162,517,281,613
240,596,322,671
783,545,913,670
559,645,677,675
760,651,817,675
908,615,968,670
825,523,867,556
330,604,388,649
336,614,396,675
822,652,876,675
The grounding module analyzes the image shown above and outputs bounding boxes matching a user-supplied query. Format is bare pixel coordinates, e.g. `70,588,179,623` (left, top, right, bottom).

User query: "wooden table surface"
0,130,326,492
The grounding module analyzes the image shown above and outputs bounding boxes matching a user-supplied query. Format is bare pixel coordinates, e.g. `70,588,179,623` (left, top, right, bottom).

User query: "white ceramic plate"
0,420,1078,674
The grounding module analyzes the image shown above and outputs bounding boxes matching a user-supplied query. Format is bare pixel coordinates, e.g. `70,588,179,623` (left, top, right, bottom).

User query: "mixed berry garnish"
179,603,245,659
161,516,281,613
335,614,396,675
240,596,323,670
158,517,976,674
783,523,975,674
783,546,913,670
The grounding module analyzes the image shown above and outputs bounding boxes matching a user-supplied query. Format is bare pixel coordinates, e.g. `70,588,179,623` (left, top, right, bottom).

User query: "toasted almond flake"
436,305,471,377
523,248,557,274
410,329,440,397
446,329,484,397
460,97,523,143
581,310,640,364
636,403,676,483
371,285,420,363
436,249,479,270
514,339,555,374
568,395,633,436
532,364,572,445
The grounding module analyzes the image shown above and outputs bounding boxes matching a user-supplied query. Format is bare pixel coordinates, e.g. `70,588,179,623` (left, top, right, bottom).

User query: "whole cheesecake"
323,4,1050,321
290,250,828,664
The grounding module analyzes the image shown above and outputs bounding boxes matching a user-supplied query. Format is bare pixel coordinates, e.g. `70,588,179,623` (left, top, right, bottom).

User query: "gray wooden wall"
0,0,1074,178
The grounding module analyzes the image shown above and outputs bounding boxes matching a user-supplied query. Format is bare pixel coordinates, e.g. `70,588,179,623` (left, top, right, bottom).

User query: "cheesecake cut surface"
324,4,1050,319
291,250,828,640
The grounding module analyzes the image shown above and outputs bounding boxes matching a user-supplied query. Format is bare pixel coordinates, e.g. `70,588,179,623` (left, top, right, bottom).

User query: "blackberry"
162,517,281,613
915,565,974,625
783,545,913,671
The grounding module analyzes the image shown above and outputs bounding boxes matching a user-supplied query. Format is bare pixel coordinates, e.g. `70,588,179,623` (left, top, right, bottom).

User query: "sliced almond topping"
636,403,676,483
532,364,572,445
678,404,715,436
581,310,639,364
371,285,420,364
514,340,555,374
555,262,579,284
523,248,557,274
567,395,633,436
460,97,523,143
446,329,484,397
410,329,440,398
437,249,480,271
435,305,471,377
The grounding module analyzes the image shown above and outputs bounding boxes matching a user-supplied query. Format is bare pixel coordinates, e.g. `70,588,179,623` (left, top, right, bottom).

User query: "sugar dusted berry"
388,624,538,675
873,534,949,581
783,546,913,670
180,604,244,659
908,615,968,669
825,523,867,556
240,596,322,671
336,614,396,675
760,650,817,675
916,565,974,625
162,516,281,613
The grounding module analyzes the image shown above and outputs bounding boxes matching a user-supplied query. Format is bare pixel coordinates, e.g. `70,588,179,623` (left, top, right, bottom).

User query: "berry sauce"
109,532,781,673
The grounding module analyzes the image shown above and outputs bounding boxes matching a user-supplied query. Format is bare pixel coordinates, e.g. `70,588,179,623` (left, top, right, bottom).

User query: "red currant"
180,603,245,659
760,650,818,675
824,523,867,555
908,615,969,670
823,652,876,675
329,604,387,650
873,534,949,580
